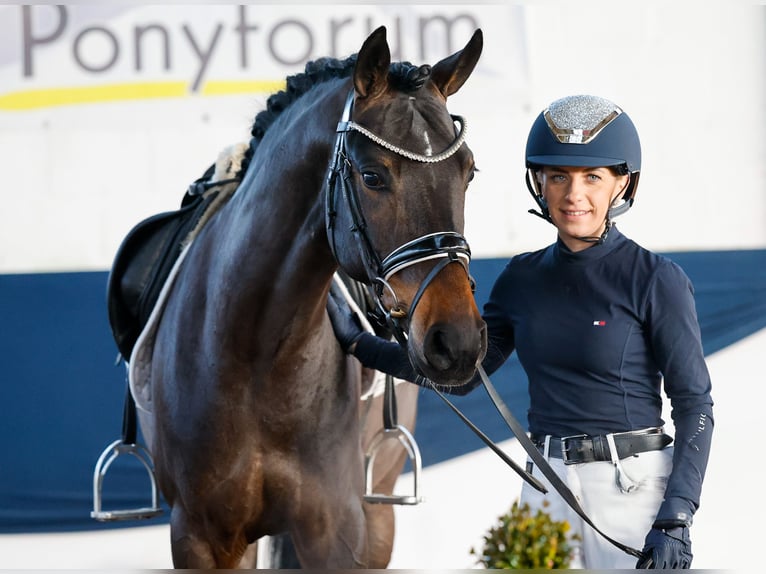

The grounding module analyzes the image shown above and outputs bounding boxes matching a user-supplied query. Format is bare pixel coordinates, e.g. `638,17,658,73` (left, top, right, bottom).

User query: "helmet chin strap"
525,169,553,223
572,218,611,245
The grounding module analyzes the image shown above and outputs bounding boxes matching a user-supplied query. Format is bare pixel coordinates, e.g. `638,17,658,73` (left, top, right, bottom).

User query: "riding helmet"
525,94,641,219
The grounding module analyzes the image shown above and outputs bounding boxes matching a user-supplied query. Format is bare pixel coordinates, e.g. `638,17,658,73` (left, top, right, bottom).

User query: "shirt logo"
593,320,606,326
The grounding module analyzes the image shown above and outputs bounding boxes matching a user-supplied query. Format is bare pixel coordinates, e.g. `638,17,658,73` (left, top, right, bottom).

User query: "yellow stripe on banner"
202,80,286,96
0,80,286,111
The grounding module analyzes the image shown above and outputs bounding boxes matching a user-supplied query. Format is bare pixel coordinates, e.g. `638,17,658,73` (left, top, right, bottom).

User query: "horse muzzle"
394,259,487,387
415,318,487,386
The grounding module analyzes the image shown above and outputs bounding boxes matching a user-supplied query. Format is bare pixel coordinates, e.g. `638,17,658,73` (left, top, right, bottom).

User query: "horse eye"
362,171,384,188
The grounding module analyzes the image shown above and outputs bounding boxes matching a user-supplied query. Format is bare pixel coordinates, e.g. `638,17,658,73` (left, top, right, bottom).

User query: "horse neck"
211,81,349,325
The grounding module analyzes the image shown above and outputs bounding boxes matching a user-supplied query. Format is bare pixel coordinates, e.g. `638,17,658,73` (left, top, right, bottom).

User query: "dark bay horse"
142,26,485,568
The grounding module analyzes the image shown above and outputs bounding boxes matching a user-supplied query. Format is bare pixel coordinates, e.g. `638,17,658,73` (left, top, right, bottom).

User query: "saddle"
107,158,242,361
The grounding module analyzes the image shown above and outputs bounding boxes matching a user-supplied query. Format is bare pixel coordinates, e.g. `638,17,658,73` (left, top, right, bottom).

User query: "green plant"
471,500,579,569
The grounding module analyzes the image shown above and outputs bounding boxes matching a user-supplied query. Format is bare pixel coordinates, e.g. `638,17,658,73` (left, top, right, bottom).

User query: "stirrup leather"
363,424,423,505
90,439,163,521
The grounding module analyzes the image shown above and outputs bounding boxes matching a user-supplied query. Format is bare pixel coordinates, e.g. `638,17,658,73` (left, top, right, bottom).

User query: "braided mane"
239,56,432,175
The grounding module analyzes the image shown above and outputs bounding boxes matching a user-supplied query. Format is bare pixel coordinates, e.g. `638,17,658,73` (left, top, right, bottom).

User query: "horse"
135,26,485,568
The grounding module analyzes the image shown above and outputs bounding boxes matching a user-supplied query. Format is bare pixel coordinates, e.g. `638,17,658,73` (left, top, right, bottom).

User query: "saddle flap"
107,193,218,359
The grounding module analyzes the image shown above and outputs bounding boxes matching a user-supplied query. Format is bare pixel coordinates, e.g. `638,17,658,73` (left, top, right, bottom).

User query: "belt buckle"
560,434,588,464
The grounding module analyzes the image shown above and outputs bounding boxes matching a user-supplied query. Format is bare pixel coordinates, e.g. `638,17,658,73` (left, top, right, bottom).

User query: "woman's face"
537,165,629,252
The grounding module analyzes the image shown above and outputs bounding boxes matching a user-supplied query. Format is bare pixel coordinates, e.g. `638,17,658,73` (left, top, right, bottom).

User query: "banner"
3,5,500,110
0,4,526,273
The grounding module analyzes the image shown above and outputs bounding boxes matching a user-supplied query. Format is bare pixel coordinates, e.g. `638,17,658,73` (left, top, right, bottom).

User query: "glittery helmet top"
525,94,641,173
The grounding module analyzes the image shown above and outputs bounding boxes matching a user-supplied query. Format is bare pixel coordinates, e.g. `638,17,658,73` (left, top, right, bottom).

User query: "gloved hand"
636,525,692,569
326,285,365,353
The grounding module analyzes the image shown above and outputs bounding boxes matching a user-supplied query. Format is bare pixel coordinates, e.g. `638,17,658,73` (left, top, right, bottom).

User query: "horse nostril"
424,327,456,371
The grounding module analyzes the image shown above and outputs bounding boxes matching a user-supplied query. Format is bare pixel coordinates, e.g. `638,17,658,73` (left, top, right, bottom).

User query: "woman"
327,94,714,569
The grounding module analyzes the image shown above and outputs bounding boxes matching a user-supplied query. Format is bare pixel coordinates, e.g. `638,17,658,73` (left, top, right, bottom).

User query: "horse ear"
430,29,483,98
354,26,391,99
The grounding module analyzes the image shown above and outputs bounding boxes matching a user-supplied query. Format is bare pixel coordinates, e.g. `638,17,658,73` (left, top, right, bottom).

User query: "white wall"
1,2,763,274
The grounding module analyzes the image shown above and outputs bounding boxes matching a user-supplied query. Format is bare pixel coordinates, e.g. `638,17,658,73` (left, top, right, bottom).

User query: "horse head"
326,26,487,386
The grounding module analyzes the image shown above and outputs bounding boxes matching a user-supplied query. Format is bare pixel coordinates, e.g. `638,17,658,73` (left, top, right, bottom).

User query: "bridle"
325,89,473,344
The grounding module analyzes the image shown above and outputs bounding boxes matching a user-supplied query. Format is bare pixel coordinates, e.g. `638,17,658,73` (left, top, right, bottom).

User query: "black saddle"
106,166,230,360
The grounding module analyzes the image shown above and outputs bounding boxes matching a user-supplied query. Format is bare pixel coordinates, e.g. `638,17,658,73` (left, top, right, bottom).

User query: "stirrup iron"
363,424,423,505
91,439,163,521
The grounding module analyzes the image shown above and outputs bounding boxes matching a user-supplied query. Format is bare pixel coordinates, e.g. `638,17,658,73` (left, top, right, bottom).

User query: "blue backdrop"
1,249,764,533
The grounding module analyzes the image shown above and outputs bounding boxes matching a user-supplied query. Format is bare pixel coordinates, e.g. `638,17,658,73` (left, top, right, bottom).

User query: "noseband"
326,89,473,343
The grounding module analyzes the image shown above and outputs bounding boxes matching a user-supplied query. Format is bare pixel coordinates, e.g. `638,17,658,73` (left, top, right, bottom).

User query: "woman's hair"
610,164,630,176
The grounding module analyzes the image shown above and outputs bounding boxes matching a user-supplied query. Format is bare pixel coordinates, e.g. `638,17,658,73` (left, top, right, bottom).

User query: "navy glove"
326,284,365,353
636,525,692,569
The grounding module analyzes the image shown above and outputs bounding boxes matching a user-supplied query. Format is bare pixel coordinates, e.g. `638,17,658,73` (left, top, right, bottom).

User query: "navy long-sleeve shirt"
354,226,713,525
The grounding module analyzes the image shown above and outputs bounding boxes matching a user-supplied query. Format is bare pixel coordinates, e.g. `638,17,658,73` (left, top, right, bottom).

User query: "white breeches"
520,443,673,569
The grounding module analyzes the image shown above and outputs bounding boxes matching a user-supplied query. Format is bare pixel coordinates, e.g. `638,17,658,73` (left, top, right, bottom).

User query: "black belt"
531,427,672,464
